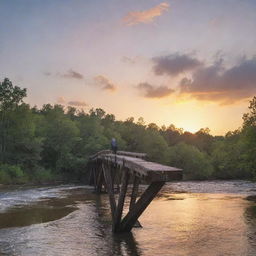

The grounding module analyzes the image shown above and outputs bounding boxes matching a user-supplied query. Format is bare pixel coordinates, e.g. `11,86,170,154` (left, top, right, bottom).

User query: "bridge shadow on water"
112,232,142,256
244,203,256,252
93,192,142,256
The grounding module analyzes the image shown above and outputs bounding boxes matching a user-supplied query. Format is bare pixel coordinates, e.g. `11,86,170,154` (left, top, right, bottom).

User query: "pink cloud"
123,2,169,26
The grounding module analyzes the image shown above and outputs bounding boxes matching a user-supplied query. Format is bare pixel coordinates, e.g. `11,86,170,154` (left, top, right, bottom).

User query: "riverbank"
0,177,255,187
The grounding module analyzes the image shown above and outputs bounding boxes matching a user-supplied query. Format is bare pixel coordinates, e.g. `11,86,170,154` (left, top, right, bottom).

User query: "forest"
0,78,255,184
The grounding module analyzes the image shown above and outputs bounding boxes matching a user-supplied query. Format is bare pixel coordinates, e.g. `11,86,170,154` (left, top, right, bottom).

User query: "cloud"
60,69,84,80
44,72,52,76
137,82,174,98
121,56,137,64
94,75,116,91
57,96,66,104
209,16,225,28
153,53,202,76
123,2,169,26
56,97,87,107
179,57,256,104
68,100,87,107
45,69,84,80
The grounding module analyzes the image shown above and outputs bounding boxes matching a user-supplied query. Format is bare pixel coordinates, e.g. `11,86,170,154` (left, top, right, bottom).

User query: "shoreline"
0,178,255,187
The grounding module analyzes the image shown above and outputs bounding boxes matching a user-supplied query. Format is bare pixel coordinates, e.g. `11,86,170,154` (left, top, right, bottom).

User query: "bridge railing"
89,150,147,160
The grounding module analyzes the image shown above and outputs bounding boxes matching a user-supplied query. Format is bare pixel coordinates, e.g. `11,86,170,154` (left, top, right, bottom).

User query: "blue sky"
1,0,256,134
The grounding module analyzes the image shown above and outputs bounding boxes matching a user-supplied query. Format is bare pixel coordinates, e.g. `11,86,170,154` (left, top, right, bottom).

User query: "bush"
167,142,214,180
32,167,56,183
0,164,28,184
211,136,252,179
0,170,11,184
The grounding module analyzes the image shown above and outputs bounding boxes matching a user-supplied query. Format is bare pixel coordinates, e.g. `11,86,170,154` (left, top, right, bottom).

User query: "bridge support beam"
129,176,139,209
96,168,104,193
92,161,165,233
129,176,142,228
113,167,129,232
102,162,116,221
89,151,182,233
117,181,165,232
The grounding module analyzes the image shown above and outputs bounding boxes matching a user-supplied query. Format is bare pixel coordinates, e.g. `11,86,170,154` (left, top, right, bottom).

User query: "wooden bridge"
88,150,182,233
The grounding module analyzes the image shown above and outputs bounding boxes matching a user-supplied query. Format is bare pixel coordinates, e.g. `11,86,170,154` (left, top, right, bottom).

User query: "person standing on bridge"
111,138,117,154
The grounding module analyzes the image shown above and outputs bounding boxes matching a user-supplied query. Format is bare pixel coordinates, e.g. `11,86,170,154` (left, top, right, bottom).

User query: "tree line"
0,78,255,184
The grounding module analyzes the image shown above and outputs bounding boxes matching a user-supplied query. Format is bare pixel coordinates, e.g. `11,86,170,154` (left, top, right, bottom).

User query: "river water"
0,181,255,256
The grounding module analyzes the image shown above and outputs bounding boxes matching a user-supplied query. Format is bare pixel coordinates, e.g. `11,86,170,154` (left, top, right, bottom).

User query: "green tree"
0,78,27,163
0,78,27,111
161,124,183,146
211,131,251,179
242,96,256,179
39,105,80,176
167,142,214,180
5,103,42,170
243,96,256,127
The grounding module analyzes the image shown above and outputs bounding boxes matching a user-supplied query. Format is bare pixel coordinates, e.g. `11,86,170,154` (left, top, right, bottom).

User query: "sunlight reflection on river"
0,181,255,256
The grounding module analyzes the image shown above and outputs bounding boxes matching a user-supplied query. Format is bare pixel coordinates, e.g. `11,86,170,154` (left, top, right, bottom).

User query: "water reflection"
112,232,141,256
244,204,256,254
90,193,142,256
0,182,255,256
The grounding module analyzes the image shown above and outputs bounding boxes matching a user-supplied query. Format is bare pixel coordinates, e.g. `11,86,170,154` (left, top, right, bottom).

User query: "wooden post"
88,150,182,233
102,162,116,221
93,164,97,191
88,162,92,185
129,175,139,209
96,166,104,193
118,181,165,232
115,165,122,193
129,175,142,228
113,167,129,232
109,161,117,192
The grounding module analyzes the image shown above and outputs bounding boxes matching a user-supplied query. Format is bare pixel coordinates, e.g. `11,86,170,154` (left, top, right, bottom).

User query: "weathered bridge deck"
88,150,182,233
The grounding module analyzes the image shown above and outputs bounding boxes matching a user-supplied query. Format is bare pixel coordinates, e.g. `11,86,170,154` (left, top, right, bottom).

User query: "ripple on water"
0,181,255,256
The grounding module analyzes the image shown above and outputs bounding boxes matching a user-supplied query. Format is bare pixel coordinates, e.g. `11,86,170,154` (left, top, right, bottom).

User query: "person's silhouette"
111,138,117,154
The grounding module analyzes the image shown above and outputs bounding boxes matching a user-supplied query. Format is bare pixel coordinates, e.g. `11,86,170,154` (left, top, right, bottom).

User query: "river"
0,181,255,256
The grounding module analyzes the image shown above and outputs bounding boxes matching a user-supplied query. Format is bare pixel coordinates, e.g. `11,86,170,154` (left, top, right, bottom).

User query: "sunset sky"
1,0,256,135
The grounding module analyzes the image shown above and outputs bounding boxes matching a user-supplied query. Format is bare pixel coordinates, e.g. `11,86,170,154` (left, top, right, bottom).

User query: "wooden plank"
93,164,97,190
92,153,182,182
119,181,165,232
129,176,139,210
114,165,121,193
117,151,147,159
109,161,115,191
88,162,92,185
89,150,182,233
89,150,111,160
102,162,116,221
96,167,104,193
90,150,147,160
99,154,181,172
113,167,129,232
129,175,142,228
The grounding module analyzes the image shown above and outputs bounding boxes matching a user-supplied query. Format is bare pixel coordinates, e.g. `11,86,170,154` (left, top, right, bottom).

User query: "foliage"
242,96,256,180
0,164,28,184
0,78,27,111
32,167,57,184
0,78,256,183
0,78,28,164
211,132,251,179
167,143,214,180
